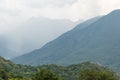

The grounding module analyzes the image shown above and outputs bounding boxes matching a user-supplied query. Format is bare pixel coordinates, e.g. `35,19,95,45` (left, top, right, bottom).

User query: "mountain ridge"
12,16,101,65
12,10,120,71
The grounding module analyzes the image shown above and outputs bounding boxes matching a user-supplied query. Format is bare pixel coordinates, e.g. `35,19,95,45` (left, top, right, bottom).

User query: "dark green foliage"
0,56,37,79
0,69,8,80
79,69,118,80
0,56,119,80
37,62,114,80
32,68,63,80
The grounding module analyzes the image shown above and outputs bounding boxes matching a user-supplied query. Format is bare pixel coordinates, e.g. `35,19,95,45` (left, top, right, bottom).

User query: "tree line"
0,62,119,80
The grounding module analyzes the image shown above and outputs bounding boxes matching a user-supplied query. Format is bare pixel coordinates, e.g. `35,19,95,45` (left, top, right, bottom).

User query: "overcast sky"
0,0,120,34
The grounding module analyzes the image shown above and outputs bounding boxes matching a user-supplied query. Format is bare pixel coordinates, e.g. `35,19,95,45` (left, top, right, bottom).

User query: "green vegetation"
79,69,118,80
0,56,119,80
0,56,37,78
0,69,9,80
32,69,63,80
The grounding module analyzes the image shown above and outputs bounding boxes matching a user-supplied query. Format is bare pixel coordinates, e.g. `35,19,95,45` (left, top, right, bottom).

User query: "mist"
2,17,76,58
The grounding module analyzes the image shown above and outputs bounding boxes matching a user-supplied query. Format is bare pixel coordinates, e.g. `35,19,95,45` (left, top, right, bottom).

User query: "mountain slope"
12,10,120,70
12,16,101,65
6,17,76,56
0,17,76,59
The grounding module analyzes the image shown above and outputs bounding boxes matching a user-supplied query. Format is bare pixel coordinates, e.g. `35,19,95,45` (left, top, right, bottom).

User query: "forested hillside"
0,56,119,80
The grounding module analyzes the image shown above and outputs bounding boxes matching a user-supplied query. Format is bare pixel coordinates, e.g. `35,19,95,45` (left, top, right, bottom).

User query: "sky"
0,0,120,33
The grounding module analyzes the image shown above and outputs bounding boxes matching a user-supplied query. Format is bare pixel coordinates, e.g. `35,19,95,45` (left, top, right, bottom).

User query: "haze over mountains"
0,17,76,58
12,9,120,71
0,36,16,58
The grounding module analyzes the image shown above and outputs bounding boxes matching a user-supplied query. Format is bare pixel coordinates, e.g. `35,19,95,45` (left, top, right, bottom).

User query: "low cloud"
23,0,77,8
0,0,120,34
0,0,120,24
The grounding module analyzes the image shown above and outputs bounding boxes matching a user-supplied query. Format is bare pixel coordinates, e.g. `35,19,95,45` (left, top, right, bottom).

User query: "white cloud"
0,0,120,34
22,0,77,8
0,0,120,20
98,0,120,15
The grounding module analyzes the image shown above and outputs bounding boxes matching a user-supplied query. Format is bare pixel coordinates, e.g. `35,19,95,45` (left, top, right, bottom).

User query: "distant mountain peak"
111,9,120,12
108,9,120,16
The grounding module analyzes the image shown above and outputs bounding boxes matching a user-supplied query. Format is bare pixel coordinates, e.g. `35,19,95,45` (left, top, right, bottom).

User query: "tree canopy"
79,68,118,80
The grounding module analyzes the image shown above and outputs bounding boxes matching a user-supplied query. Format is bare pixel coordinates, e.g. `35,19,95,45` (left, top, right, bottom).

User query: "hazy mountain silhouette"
12,10,120,70
2,17,76,58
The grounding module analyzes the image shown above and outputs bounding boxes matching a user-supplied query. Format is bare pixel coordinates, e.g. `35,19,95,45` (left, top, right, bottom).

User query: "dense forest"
0,56,119,80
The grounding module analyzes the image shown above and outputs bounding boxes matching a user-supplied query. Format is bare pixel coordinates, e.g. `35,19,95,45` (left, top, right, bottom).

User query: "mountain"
12,9,120,70
5,17,76,57
12,16,101,64
18,18,75,53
